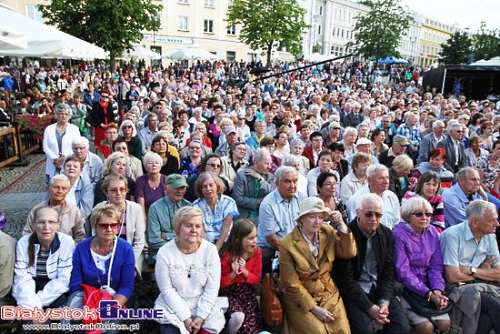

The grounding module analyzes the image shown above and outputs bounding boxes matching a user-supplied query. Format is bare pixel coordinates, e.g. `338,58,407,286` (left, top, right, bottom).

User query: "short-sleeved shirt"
440,221,500,268
257,190,307,249
473,155,500,190
193,195,239,243
134,174,166,209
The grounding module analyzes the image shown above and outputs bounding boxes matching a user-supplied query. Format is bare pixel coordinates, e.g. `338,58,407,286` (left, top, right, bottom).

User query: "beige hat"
295,197,330,222
468,103,478,110
393,135,410,146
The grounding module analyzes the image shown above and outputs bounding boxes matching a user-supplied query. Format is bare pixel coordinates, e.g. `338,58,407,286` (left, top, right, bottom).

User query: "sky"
402,0,500,33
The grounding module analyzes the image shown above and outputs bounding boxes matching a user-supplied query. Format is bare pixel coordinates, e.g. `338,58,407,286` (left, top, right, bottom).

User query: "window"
178,16,189,31
155,13,163,29
227,25,236,35
178,0,189,3
204,19,214,33
227,51,236,62
26,5,43,22
318,25,321,34
204,0,214,7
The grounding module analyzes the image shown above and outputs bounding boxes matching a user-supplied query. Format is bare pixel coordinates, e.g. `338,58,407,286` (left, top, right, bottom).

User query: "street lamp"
409,36,417,63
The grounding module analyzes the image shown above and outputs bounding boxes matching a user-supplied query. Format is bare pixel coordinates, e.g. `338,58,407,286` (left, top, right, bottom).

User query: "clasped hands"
183,316,204,334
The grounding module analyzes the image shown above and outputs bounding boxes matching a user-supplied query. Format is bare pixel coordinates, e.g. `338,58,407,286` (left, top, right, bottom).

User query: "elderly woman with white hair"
154,206,226,334
118,119,142,160
393,197,451,334
135,152,166,216
389,154,415,202
289,138,311,177
43,103,81,183
339,126,358,159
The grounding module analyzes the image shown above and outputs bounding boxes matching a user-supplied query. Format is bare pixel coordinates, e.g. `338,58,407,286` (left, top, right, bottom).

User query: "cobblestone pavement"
0,152,47,240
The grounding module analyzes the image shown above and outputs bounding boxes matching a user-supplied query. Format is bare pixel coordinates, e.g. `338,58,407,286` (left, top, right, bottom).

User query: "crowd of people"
0,57,500,334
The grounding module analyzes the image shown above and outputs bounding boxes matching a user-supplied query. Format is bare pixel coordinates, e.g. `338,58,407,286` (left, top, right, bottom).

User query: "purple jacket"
393,222,445,297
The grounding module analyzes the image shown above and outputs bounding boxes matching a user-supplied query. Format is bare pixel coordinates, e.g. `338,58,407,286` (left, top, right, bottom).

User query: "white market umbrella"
470,59,488,65
119,44,161,60
0,3,107,59
163,44,219,61
0,23,27,49
305,52,327,62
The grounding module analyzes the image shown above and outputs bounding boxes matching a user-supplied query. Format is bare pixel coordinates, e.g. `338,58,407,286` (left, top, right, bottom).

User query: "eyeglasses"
190,146,201,150
174,125,182,128
363,212,383,219
332,127,341,130
101,96,109,99
122,125,132,129
107,187,127,195
411,212,433,218
73,147,87,151
238,117,245,120
322,182,337,187
97,223,120,230
455,130,464,133
207,163,221,169
106,131,117,135
35,220,59,226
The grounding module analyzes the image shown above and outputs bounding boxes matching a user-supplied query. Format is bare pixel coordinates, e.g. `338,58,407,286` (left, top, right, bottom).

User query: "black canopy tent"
422,65,500,100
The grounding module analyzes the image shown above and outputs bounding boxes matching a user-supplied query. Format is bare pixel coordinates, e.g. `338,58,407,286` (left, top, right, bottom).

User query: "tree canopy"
225,0,309,65
347,0,413,66
39,0,162,69
439,32,473,65
472,22,500,61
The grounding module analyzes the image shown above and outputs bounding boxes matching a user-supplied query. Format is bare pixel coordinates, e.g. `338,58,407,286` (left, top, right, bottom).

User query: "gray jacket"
231,168,275,219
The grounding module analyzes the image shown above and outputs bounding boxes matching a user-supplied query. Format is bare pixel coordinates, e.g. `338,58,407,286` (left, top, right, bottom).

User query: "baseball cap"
393,135,410,146
165,174,188,188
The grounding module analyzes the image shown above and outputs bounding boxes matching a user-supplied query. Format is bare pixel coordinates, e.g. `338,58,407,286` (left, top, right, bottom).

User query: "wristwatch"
471,267,477,276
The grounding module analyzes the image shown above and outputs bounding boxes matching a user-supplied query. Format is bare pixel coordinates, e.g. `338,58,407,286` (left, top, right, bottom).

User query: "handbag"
401,287,452,317
260,273,283,326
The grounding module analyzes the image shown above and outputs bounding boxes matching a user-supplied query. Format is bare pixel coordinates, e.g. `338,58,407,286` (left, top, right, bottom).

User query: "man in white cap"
347,137,379,170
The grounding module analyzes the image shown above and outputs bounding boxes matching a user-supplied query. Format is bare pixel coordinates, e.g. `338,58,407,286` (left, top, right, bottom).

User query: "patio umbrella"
0,23,27,49
163,44,219,61
305,53,327,62
0,3,107,59
119,44,161,60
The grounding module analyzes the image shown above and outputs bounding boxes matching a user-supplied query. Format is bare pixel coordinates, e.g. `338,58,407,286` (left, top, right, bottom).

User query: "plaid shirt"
396,123,421,148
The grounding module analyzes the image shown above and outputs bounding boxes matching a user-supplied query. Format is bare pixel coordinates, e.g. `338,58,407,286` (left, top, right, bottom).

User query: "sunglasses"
207,163,221,169
107,187,127,195
411,212,433,218
332,127,341,130
122,125,132,129
174,125,182,128
363,212,383,219
101,96,109,99
97,223,120,230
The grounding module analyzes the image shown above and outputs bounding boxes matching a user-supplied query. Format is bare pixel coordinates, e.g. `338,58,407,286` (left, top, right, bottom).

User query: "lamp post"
409,36,417,63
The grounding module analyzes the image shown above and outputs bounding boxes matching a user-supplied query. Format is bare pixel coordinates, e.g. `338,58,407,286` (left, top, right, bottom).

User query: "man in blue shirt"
258,166,307,274
440,200,500,334
442,167,482,227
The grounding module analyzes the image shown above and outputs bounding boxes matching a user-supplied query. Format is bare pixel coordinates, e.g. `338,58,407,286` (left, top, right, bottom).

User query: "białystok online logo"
1,301,163,321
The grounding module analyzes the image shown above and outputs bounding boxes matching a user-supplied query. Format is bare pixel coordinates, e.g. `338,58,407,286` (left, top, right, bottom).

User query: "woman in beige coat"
278,197,357,334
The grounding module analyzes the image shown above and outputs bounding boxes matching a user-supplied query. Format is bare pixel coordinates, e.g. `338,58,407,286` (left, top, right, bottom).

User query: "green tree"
472,21,500,61
347,0,413,66
226,0,309,65
39,0,162,71
439,32,473,65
